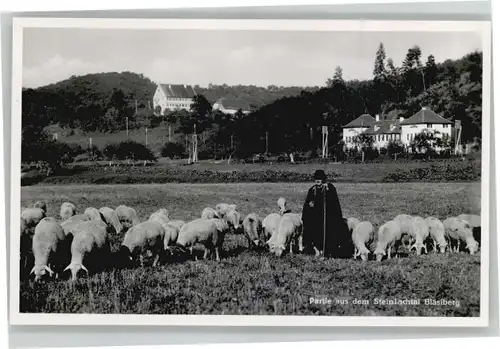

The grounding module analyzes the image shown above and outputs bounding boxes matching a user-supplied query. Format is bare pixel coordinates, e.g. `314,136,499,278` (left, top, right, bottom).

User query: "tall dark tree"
373,42,387,81
425,54,438,86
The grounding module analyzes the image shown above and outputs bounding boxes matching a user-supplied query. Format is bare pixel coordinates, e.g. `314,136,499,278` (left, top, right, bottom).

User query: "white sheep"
60,202,77,221
215,203,236,218
167,220,186,231
176,218,229,261
277,197,290,215
147,212,180,251
262,213,282,242
351,221,375,261
374,220,403,261
409,216,430,255
84,207,103,221
201,207,219,219
242,213,263,248
149,208,169,221
60,213,91,236
457,214,481,245
224,209,242,232
33,200,47,213
268,213,303,257
30,217,70,281
21,207,46,231
443,217,479,255
425,217,447,253
119,220,165,267
99,207,123,234
116,205,140,228
63,223,110,281
346,217,361,234
394,214,415,251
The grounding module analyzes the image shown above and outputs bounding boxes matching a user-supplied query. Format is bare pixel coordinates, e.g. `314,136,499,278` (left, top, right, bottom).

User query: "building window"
407,134,409,141
443,124,449,128
427,124,432,128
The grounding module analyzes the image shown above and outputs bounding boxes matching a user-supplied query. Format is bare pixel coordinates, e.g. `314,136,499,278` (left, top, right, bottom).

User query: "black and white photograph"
10,18,491,326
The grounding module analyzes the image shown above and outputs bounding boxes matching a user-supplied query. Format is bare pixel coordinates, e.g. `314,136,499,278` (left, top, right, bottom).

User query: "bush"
102,140,156,161
161,142,185,159
383,162,480,182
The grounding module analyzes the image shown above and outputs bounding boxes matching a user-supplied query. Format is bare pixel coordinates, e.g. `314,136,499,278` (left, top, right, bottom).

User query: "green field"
19,182,481,316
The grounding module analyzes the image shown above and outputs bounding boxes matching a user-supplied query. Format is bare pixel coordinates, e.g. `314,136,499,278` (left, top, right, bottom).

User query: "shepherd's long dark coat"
301,183,353,258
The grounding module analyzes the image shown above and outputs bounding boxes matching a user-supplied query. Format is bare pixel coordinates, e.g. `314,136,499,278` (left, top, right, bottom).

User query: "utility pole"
230,135,234,149
145,127,148,146
168,125,172,143
265,131,269,154
322,126,329,159
126,117,129,138
89,137,93,158
192,124,198,163
135,100,138,115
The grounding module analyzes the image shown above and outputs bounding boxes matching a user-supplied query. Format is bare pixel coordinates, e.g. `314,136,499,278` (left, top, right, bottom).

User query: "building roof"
342,114,376,128
362,120,401,135
158,84,197,99
400,107,453,125
214,97,251,112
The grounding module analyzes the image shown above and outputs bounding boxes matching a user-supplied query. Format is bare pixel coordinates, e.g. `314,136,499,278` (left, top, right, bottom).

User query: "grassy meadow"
19,182,481,316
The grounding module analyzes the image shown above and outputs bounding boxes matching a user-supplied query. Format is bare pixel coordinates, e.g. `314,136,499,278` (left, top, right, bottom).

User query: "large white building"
212,97,251,115
152,84,197,114
342,107,453,151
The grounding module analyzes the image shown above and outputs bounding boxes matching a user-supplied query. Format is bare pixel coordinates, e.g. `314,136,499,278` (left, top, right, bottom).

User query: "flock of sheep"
19,197,481,283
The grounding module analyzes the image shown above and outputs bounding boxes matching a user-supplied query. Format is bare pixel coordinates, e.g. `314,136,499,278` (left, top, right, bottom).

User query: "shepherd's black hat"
313,169,326,180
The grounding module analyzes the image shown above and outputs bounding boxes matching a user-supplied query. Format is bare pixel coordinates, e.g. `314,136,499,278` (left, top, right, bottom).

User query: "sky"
22,28,482,88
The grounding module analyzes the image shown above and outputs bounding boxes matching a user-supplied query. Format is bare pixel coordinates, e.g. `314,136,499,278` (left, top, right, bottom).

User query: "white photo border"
9,17,492,327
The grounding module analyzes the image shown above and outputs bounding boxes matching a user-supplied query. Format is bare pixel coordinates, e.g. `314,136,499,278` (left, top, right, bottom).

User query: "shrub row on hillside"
382,162,480,182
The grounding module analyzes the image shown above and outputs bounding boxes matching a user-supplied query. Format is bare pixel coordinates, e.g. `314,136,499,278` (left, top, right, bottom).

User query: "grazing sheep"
457,214,481,246
60,214,91,236
374,220,403,261
277,197,290,215
215,203,236,218
21,207,46,230
166,220,186,231
31,217,71,281
242,213,263,248
149,208,169,221
351,221,375,261
119,220,165,267
425,217,447,253
176,218,229,261
63,221,111,281
268,213,303,257
60,202,77,221
443,217,479,255
394,214,415,251
346,217,361,234
262,213,282,242
116,205,140,229
99,207,123,234
409,216,430,255
201,207,219,219
84,207,103,221
33,200,47,213
224,209,242,233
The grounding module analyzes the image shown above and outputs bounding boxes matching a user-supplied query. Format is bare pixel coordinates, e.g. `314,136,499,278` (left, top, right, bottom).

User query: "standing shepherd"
301,169,353,258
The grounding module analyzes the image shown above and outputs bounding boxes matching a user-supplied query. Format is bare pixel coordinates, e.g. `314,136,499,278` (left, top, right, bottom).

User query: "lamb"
351,221,375,261
457,214,481,246
242,213,263,248
60,202,77,221
201,207,219,219
116,205,140,228
99,207,123,234
346,217,361,234
443,217,479,255
268,213,303,257
84,207,103,221
119,220,166,268
262,213,282,242
176,218,230,261
63,221,111,281
425,217,447,253
33,200,47,213
374,220,403,261
409,216,430,255
31,217,71,281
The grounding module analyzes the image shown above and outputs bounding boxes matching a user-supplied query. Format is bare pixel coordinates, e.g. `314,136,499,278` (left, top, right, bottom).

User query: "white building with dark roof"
212,97,251,115
342,107,453,150
153,83,197,114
